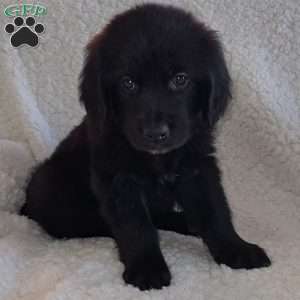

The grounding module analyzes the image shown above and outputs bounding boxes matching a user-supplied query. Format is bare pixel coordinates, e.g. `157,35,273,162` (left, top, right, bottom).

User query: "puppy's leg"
93,173,171,290
21,161,112,239
176,156,271,269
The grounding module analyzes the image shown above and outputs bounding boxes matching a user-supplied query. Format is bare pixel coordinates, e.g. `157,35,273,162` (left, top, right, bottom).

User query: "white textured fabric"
0,0,299,299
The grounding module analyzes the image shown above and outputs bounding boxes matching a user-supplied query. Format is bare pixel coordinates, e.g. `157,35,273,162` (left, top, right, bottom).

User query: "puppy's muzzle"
142,124,170,144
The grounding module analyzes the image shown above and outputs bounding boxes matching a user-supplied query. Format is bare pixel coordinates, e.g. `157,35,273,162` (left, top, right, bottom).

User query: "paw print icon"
5,16,45,47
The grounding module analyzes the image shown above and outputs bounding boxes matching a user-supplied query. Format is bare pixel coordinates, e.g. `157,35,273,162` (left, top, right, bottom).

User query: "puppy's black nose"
143,125,170,143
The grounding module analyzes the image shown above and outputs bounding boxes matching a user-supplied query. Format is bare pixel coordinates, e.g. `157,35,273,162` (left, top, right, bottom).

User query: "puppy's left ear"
206,39,232,126
79,34,107,133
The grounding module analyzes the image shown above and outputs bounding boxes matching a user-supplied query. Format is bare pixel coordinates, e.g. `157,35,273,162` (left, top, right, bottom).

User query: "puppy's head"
80,4,231,155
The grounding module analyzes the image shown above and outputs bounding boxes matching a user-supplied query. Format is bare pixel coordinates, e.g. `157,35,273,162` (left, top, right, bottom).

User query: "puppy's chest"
143,167,201,214
142,156,200,213
143,173,179,213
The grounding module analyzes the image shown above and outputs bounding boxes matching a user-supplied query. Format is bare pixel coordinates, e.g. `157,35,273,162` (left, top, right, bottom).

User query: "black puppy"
21,4,271,290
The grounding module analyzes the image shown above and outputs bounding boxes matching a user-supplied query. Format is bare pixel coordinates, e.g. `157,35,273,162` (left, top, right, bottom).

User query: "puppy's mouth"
129,138,189,156
146,147,173,155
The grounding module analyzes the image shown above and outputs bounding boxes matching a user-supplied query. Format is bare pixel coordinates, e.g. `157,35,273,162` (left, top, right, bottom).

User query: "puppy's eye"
121,76,138,92
169,73,190,91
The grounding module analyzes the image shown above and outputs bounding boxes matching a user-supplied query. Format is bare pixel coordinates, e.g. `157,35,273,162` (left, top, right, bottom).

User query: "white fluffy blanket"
0,0,299,299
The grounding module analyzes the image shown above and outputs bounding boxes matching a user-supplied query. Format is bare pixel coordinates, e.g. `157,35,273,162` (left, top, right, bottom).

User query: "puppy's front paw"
210,240,271,269
123,254,171,290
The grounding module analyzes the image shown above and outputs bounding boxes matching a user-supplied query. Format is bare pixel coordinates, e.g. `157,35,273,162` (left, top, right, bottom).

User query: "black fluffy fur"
21,4,271,291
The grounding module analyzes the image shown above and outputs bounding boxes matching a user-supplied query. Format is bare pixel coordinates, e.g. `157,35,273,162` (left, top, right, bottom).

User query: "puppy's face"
113,55,200,155
81,4,231,155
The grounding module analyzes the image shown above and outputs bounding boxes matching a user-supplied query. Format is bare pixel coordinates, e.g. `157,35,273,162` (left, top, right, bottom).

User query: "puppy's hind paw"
211,240,271,270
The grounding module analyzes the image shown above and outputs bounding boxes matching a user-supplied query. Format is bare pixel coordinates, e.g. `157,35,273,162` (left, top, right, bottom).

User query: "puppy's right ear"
79,35,106,133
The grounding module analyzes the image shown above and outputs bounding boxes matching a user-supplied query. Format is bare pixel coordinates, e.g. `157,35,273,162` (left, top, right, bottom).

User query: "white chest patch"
173,201,183,212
